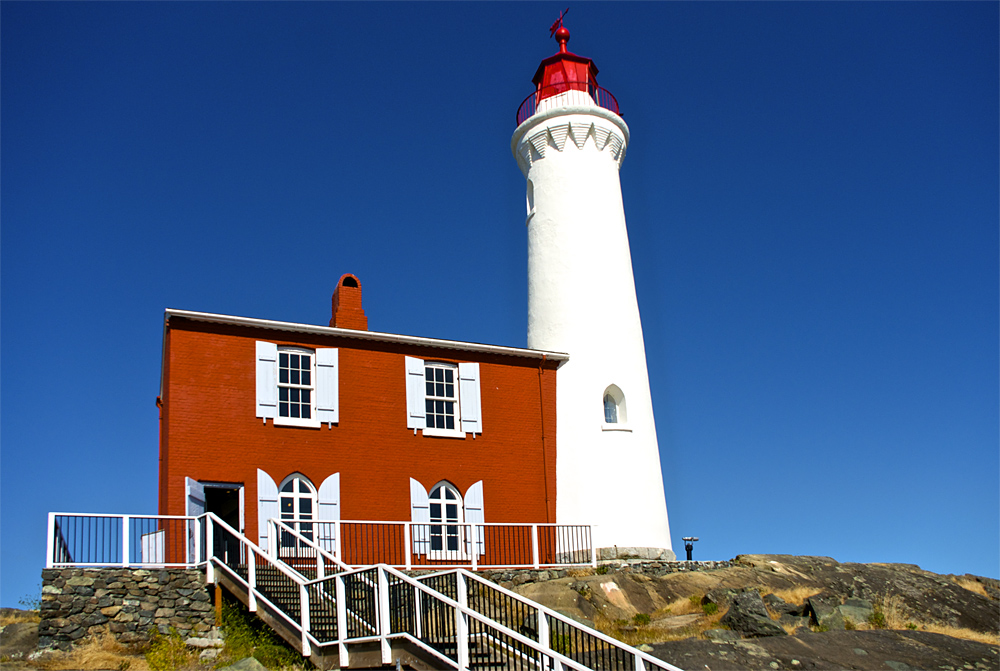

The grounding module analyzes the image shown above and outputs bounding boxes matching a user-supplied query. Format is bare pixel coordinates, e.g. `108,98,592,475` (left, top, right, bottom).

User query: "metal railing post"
205,516,216,583
636,653,647,671
268,520,277,558
247,548,257,612
590,526,597,568
532,524,540,569
46,513,56,568
377,567,392,664
403,523,411,571
193,516,201,567
470,525,477,571
205,515,214,564
538,610,551,671
122,515,130,567
335,573,349,666
299,583,311,657
334,521,342,561
414,585,423,638
455,573,470,671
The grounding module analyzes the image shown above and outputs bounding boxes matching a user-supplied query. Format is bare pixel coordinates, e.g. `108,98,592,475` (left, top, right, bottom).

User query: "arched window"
604,394,618,423
602,384,627,428
429,481,463,555
279,474,317,543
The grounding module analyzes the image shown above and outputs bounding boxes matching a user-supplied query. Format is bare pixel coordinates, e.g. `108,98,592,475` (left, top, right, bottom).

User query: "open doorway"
186,478,244,564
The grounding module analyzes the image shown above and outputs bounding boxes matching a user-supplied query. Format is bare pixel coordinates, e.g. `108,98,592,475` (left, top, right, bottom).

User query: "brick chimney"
330,273,368,330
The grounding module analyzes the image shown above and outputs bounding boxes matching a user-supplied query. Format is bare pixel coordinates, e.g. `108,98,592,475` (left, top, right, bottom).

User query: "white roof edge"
164,308,570,362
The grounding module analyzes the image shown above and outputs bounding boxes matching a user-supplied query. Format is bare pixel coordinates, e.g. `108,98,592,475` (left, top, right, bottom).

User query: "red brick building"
158,274,566,564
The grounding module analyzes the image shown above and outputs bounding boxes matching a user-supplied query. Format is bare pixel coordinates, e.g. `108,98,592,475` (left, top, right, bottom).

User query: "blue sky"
2,2,997,606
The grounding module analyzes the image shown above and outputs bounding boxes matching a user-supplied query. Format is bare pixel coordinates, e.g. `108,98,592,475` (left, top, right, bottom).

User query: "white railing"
259,516,683,671
278,519,597,569
45,512,680,671
47,513,596,570
46,513,205,568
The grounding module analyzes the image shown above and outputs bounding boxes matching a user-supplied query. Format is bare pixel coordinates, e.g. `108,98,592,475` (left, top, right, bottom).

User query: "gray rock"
224,656,269,671
199,648,221,663
839,601,873,628
703,629,742,642
720,590,787,638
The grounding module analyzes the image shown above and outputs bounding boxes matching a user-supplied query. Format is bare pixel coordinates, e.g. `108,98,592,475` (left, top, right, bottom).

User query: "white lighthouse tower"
512,21,674,560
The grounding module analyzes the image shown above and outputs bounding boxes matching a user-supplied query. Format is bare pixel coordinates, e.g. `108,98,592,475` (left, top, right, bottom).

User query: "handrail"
428,568,685,671
267,518,351,573
304,563,625,671
516,82,620,126
44,512,676,670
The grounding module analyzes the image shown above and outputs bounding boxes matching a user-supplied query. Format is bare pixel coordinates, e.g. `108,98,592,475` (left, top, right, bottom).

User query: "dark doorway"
205,485,242,563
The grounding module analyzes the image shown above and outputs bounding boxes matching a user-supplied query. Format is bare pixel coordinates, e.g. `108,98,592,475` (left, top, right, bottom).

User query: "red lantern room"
531,24,599,102
515,18,620,126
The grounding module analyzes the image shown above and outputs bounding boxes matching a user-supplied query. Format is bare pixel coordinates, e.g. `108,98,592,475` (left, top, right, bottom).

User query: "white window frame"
427,481,467,560
601,384,631,432
257,342,338,428
423,363,463,438
276,347,318,428
405,356,482,438
279,473,318,553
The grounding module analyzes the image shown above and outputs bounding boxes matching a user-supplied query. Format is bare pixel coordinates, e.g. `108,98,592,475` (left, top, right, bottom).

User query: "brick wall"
160,317,559,545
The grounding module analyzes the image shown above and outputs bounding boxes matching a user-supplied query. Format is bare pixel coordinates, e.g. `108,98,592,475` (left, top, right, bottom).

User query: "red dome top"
531,21,599,96
514,17,620,126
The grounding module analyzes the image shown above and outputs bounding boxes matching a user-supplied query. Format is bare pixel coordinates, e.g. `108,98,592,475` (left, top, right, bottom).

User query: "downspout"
537,354,551,523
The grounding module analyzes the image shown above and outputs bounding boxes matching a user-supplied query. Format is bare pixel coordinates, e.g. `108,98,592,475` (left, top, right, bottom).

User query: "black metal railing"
516,82,620,126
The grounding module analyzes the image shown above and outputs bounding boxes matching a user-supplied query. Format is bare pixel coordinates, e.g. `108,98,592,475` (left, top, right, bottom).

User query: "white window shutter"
257,469,279,552
458,362,483,434
316,348,339,425
410,478,430,555
317,473,340,555
185,478,206,564
464,480,485,557
405,356,426,430
185,477,206,517
256,341,278,421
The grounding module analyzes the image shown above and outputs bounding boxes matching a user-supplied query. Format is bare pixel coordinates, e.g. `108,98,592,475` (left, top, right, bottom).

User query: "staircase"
46,512,683,671
205,517,685,671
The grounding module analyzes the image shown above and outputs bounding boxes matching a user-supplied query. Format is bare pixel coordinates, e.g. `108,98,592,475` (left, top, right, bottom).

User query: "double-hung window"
278,349,315,425
256,341,339,428
425,364,458,432
405,357,482,437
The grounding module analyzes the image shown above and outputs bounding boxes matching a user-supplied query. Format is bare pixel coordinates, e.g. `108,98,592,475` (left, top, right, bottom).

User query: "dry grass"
951,576,990,598
765,586,822,606
656,594,705,616
0,610,41,626
875,593,909,630
564,568,595,578
593,601,731,646
35,630,150,671
917,622,1000,646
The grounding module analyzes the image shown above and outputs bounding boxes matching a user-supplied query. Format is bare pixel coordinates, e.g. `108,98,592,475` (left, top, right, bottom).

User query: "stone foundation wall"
39,568,215,650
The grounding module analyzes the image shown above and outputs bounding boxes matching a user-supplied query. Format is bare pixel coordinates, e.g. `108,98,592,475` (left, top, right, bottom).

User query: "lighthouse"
512,21,674,560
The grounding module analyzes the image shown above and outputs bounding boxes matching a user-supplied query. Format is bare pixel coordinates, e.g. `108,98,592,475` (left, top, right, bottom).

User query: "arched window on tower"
602,384,629,431
604,394,618,423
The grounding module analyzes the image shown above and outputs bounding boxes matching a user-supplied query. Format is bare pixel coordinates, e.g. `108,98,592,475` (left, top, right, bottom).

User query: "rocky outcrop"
720,589,787,638
650,630,998,671
487,554,999,671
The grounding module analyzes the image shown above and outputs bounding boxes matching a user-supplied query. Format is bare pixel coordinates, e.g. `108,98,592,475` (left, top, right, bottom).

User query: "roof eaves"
164,308,570,362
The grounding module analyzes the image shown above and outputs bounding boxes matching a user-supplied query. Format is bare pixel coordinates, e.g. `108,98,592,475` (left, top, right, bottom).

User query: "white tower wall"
513,104,673,559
